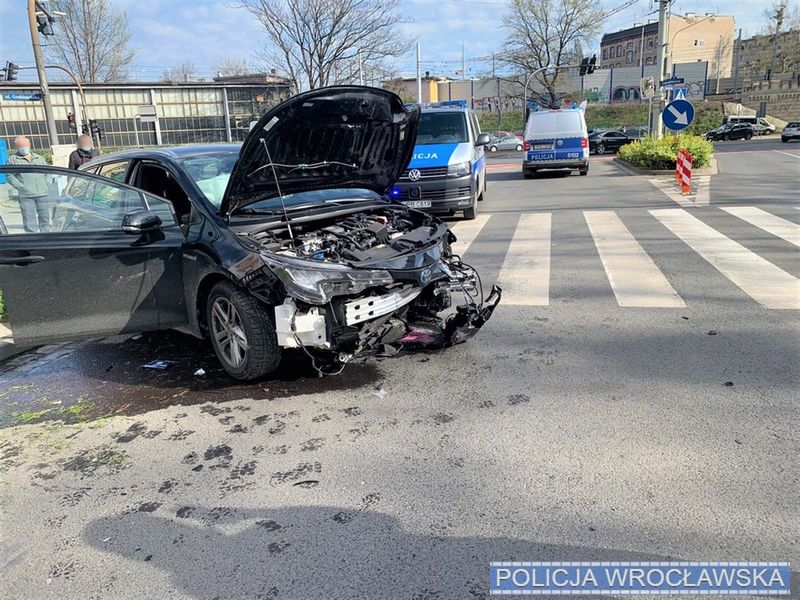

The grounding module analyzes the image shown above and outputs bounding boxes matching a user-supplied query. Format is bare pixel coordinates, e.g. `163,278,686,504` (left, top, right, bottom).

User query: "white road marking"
647,177,694,207
584,211,685,307
497,213,551,305
449,214,490,255
773,150,800,159
720,206,800,247
651,209,800,309
647,175,710,206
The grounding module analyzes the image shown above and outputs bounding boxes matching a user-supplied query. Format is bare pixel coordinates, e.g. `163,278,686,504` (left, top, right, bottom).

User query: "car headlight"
262,253,393,304
447,161,471,177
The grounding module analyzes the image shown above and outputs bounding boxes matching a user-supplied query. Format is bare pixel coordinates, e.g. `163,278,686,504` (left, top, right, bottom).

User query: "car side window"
0,166,155,235
98,161,129,183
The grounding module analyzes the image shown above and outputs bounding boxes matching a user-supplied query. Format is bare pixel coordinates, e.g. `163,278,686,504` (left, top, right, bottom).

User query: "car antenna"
260,137,295,241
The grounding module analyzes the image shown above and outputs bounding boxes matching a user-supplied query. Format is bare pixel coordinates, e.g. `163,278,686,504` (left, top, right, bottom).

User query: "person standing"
6,136,54,233
68,134,97,169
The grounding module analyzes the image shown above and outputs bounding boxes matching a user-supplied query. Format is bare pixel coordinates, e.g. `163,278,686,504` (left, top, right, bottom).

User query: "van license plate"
403,200,432,208
534,143,552,149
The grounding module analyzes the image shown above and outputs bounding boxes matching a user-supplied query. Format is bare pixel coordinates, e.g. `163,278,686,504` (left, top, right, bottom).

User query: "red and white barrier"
675,148,692,195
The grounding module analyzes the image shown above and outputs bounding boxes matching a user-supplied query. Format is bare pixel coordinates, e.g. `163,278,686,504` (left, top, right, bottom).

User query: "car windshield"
179,152,238,207
237,188,382,214
416,112,468,144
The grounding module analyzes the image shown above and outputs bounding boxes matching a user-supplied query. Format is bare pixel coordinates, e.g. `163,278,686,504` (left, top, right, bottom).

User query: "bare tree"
161,61,199,83
214,57,251,78
502,0,604,105
45,0,136,83
758,1,800,76
233,0,409,90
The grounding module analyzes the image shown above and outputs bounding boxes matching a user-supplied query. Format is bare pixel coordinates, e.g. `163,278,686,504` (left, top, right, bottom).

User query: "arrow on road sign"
662,98,695,131
667,103,689,126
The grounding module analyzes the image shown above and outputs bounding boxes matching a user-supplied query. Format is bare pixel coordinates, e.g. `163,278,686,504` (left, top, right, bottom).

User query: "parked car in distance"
588,130,634,155
0,87,501,381
487,136,524,152
781,122,800,143
620,125,650,139
705,123,754,141
722,116,775,135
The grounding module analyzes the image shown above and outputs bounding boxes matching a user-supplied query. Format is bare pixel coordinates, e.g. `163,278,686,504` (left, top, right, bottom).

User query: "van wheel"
206,281,281,380
523,171,535,179
579,168,589,176
463,195,478,220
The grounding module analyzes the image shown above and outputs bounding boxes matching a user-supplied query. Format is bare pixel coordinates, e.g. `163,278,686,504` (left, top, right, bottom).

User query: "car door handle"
0,255,45,266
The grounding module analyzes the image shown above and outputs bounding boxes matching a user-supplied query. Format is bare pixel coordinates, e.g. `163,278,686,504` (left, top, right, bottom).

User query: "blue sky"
0,0,772,82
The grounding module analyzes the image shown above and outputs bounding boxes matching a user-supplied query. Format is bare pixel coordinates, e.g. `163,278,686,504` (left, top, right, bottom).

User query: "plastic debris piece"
372,387,387,400
293,480,319,488
194,368,206,376
142,360,175,370
707,330,718,336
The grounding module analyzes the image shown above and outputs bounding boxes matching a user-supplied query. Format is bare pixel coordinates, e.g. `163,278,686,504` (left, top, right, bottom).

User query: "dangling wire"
260,137,294,241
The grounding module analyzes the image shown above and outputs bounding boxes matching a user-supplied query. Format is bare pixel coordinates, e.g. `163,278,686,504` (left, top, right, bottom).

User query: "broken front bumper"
272,258,502,359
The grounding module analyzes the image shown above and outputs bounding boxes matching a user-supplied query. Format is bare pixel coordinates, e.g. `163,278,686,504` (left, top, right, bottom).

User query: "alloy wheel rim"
210,297,248,368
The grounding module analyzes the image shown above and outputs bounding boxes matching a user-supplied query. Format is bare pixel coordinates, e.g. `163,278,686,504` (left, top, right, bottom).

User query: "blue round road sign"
662,98,695,131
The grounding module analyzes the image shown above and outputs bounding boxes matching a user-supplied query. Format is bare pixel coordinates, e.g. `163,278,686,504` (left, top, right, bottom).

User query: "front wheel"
207,281,281,380
463,194,478,220
782,137,789,143
596,143,606,155
489,145,498,152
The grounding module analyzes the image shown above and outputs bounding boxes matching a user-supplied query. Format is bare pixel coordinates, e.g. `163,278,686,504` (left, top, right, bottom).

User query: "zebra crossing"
449,206,800,310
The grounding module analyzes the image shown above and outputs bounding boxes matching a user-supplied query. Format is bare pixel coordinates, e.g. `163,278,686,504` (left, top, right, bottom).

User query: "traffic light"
36,14,55,35
579,57,590,76
89,119,105,142
2,61,19,82
67,112,76,131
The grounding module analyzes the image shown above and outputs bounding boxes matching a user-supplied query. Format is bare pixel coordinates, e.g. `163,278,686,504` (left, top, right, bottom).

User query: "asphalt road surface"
1,138,798,599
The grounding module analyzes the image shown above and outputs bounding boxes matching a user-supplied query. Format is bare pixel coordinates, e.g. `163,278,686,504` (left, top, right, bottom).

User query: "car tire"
515,144,523,151
206,281,281,380
782,137,788,143
523,170,535,179
463,194,478,220
579,168,589,176
722,134,729,141
597,143,606,155
746,133,752,140
489,145,498,152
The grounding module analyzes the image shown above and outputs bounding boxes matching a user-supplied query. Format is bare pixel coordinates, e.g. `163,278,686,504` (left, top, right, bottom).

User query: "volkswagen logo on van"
408,168,421,181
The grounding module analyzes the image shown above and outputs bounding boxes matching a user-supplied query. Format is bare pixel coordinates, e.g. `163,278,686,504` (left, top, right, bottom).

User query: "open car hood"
220,86,420,216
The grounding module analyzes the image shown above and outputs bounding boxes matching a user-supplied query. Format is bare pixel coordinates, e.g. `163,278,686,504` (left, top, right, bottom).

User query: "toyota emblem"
408,169,421,181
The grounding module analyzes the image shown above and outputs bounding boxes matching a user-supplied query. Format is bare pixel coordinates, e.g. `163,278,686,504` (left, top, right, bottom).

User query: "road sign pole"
652,0,670,139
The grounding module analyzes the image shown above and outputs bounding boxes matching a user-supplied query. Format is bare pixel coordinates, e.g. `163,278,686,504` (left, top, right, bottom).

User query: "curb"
612,157,718,177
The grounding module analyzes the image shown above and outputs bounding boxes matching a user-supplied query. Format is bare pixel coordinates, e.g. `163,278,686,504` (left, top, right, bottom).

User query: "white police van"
522,107,589,178
391,101,490,220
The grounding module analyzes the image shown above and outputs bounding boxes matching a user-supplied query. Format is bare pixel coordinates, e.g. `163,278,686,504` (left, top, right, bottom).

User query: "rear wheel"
489,145,498,152
207,281,281,380
515,144,523,151
579,168,589,176
523,170,535,179
745,133,753,140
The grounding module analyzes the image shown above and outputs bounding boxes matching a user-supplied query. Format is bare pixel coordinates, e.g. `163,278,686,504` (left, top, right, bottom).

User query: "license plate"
403,200,432,208
534,143,552,149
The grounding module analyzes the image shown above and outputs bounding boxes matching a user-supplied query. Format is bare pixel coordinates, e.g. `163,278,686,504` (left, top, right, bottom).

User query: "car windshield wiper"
247,160,358,179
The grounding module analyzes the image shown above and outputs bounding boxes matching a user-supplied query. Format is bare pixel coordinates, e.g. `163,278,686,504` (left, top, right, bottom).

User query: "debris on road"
142,360,175,370
372,387,387,400
193,368,206,377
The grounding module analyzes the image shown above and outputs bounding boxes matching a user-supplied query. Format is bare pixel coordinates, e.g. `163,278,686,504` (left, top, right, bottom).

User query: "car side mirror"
122,209,162,235
475,133,491,147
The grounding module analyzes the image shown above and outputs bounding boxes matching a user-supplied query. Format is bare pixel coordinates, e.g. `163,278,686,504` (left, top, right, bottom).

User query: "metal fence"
0,81,293,151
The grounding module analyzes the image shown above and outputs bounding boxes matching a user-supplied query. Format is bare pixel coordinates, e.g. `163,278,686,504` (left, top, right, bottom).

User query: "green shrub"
0,289,5,322
618,134,713,170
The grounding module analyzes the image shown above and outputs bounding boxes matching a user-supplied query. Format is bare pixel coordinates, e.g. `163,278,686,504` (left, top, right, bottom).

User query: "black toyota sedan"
0,86,500,380
588,130,634,155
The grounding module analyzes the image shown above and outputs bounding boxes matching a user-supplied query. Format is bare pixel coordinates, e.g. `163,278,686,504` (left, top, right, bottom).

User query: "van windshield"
525,111,583,137
416,112,469,144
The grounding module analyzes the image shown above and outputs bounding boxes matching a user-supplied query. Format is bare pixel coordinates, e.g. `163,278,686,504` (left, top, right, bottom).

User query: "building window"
627,41,634,50
694,39,704,46
602,47,608,60
647,38,654,49
616,45,622,56
610,46,615,58
626,51,633,64
645,57,653,65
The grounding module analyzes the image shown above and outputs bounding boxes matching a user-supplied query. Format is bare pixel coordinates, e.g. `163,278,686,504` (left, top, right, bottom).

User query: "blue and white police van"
522,107,589,178
391,101,490,220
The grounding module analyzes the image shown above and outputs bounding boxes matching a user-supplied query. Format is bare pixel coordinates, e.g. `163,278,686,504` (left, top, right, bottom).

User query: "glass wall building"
0,79,293,151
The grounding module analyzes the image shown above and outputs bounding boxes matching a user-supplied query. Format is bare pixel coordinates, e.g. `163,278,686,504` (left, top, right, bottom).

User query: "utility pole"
715,35,723,94
27,0,59,147
651,0,670,139
415,43,422,103
461,42,466,80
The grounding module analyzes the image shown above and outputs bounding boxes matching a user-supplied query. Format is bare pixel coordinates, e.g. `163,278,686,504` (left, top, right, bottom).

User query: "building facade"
0,79,292,151
733,30,800,79
600,14,735,78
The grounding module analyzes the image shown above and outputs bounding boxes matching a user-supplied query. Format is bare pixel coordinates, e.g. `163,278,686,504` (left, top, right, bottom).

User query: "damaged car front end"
221,86,500,374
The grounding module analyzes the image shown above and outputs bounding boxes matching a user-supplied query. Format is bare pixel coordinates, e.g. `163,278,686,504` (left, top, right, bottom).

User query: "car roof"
86,143,242,165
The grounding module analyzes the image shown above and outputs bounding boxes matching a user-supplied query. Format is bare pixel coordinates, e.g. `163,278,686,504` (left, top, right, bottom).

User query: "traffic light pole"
651,0,670,139
27,0,59,147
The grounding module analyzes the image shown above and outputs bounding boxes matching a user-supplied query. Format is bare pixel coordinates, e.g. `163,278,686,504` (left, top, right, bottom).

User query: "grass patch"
618,134,714,170
12,408,55,424
61,398,93,423
0,290,6,323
